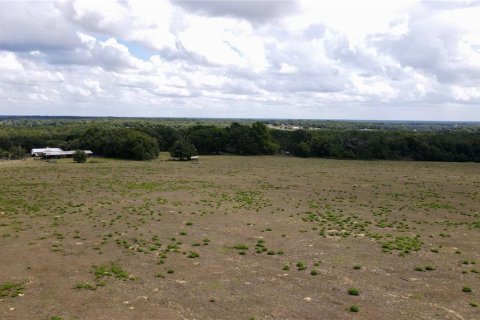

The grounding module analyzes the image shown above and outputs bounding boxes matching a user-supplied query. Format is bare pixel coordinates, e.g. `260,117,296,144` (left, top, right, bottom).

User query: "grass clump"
233,243,248,255
296,261,307,271
462,286,472,293
187,251,200,258
93,263,131,280
380,236,422,255
74,282,96,290
234,244,249,250
349,305,360,312
0,281,25,297
348,288,360,296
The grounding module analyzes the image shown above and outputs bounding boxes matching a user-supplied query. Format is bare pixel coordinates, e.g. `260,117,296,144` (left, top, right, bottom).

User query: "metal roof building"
31,148,93,158
31,147,63,156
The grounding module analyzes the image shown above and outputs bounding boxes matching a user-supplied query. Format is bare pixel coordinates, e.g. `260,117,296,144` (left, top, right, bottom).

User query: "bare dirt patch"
0,155,479,319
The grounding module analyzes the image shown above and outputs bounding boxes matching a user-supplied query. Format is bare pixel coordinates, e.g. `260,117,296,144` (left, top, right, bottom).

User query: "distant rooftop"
31,148,93,157
31,147,63,155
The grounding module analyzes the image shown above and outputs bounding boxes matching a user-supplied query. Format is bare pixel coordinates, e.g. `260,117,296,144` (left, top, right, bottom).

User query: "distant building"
31,147,63,157
280,124,303,131
31,147,93,159
268,124,304,131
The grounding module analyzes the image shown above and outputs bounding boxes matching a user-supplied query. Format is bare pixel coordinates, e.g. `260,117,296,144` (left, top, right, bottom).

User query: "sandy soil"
0,155,479,319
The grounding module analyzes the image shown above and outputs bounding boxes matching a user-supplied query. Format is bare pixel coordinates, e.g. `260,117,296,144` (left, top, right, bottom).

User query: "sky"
1,0,480,120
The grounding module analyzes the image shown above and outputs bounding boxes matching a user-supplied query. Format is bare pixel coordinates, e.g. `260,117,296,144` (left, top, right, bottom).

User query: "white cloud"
451,86,480,101
0,0,479,120
350,74,398,100
278,63,298,74
0,52,24,71
68,0,177,50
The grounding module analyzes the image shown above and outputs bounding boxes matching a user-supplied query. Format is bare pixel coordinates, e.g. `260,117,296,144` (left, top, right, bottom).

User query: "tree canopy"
80,127,159,160
169,139,197,160
1,117,479,162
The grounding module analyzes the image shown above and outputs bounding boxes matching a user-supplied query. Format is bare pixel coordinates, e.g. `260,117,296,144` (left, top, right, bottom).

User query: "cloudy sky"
1,0,480,120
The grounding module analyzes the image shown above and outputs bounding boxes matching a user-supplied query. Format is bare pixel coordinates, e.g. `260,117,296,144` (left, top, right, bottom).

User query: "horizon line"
1,115,480,123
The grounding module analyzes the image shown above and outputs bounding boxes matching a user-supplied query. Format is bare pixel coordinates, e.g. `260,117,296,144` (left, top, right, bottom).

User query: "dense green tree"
227,122,279,155
292,142,311,157
187,126,227,154
169,139,197,160
134,124,177,151
80,127,159,160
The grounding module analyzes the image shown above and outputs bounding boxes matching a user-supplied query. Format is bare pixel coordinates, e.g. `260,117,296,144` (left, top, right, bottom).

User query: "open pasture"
0,155,479,319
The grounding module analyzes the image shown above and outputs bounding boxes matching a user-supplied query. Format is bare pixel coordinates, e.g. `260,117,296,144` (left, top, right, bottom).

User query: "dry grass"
0,155,479,319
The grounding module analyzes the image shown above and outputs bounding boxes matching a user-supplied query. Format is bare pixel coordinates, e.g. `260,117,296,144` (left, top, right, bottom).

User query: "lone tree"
169,139,197,161
73,150,87,163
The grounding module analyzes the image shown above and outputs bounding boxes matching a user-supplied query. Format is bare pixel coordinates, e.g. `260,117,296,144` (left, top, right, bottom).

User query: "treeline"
0,119,479,162
3,116,479,132
0,121,279,160
272,129,480,162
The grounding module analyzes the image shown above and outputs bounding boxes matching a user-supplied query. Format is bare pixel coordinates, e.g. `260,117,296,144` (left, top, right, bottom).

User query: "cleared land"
0,155,479,320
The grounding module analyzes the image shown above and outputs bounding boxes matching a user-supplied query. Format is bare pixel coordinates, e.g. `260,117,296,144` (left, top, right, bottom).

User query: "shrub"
73,150,87,163
169,139,197,161
462,286,472,293
187,251,199,258
296,261,307,271
350,305,360,313
348,288,360,296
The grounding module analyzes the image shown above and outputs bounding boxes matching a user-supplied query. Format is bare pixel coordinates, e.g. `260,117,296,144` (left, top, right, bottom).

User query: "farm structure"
31,147,93,159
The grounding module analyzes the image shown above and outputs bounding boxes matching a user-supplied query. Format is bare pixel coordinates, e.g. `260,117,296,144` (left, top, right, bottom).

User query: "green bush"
348,288,360,296
169,139,197,160
73,150,87,163
349,305,360,313
462,286,472,293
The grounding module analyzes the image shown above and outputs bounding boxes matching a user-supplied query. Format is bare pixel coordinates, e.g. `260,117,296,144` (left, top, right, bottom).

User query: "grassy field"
0,155,479,320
